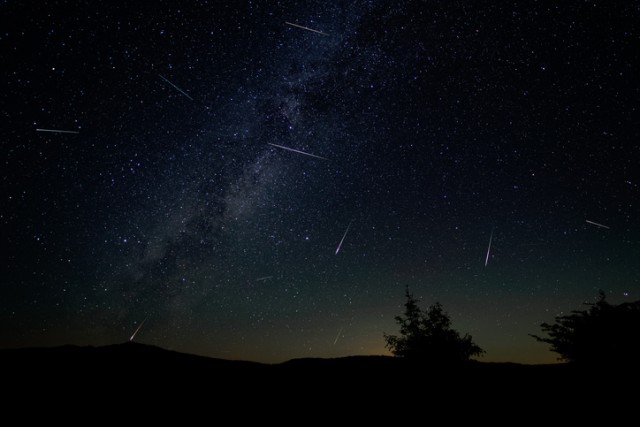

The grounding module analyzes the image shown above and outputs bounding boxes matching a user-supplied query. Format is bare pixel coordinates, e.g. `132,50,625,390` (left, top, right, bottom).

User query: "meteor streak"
335,221,353,255
285,21,329,36
36,128,79,134
158,74,194,100
333,327,344,345
485,228,494,267
268,143,328,160
129,317,148,342
585,219,610,229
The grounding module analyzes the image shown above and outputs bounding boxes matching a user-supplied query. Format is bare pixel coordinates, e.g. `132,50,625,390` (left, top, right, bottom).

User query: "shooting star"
36,128,79,134
129,317,148,342
268,143,328,161
285,21,329,36
256,276,274,282
158,74,194,101
585,220,610,230
333,327,344,345
484,228,494,267
335,221,353,255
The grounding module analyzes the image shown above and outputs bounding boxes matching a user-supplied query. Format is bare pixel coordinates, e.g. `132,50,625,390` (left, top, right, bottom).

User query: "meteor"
268,143,328,160
129,317,148,342
335,221,353,255
285,21,329,36
158,74,194,100
333,327,344,345
36,128,79,134
484,228,494,267
585,219,610,229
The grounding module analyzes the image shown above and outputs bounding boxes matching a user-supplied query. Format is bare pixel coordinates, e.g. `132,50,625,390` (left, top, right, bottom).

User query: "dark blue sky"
2,0,639,363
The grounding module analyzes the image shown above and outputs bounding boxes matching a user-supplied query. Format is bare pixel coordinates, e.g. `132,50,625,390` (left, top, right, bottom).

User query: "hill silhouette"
2,342,636,412
0,343,622,380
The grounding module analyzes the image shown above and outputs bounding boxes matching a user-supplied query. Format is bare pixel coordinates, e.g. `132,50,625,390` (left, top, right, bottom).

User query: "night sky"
2,0,639,364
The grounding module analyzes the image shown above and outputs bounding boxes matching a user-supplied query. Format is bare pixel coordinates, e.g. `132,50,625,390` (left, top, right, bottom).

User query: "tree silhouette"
384,288,484,363
531,291,640,364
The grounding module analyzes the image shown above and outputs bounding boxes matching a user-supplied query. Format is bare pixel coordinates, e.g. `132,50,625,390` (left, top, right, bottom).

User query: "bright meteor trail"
268,143,328,160
485,228,494,267
335,221,353,255
158,74,194,101
585,220,610,229
285,21,329,36
129,317,148,342
36,128,79,134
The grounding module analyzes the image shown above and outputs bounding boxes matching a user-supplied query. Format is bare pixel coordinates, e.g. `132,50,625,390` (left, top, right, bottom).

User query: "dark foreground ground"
1,342,636,417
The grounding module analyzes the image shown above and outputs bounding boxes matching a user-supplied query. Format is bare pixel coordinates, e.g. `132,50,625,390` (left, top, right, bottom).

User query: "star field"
2,0,639,363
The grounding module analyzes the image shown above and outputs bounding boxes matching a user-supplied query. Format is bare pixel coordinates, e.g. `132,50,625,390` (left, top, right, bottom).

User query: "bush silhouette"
384,288,484,362
531,291,640,364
